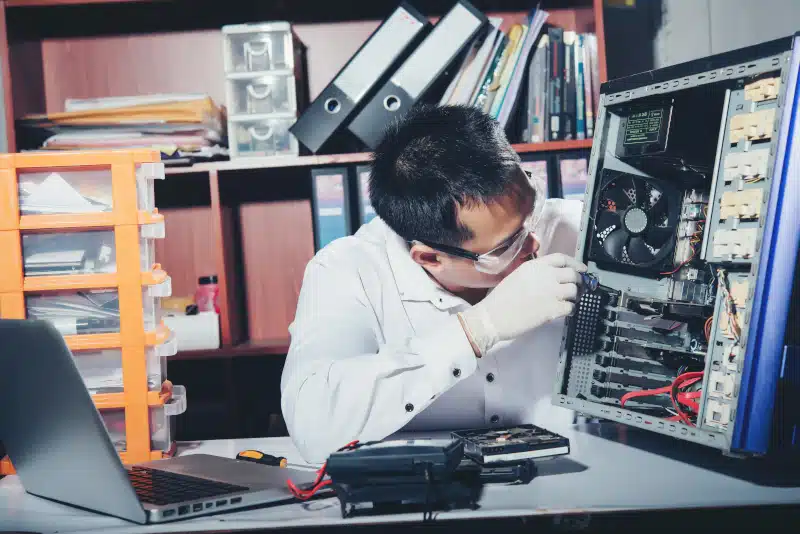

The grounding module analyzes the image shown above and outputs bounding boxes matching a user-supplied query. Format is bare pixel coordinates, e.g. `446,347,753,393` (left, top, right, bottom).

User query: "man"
281,104,587,463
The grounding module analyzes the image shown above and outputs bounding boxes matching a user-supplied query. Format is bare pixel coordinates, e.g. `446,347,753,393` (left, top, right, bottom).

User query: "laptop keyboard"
127,466,249,506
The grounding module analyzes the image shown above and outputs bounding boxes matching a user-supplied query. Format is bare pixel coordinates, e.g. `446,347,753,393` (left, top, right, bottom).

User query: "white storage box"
73,335,177,394
228,113,299,158
21,222,165,277
16,162,165,216
222,21,296,73
101,385,187,452
226,70,298,115
163,311,220,351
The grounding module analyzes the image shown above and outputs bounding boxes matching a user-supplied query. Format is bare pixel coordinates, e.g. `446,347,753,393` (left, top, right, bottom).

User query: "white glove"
459,253,588,356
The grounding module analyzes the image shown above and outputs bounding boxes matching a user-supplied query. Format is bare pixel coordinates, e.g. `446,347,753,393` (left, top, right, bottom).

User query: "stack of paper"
17,94,228,165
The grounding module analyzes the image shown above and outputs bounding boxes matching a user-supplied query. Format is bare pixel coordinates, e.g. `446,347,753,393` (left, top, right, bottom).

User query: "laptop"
0,319,321,524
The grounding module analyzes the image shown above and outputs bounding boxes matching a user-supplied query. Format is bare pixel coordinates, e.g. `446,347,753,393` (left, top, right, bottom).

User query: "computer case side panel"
731,36,800,455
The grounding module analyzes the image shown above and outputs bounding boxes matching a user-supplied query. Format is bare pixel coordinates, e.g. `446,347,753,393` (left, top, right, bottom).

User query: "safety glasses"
413,168,546,275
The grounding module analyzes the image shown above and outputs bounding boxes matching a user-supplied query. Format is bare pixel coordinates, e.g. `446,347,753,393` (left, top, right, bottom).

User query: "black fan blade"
604,183,632,210
629,175,646,206
628,237,656,264
648,193,668,222
603,229,629,260
643,226,675,249
595,209,621,233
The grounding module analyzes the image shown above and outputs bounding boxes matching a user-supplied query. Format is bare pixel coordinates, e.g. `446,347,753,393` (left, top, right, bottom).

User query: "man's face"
410,167,541,290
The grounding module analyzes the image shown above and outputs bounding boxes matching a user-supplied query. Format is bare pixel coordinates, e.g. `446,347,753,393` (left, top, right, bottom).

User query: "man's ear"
409,242,443,270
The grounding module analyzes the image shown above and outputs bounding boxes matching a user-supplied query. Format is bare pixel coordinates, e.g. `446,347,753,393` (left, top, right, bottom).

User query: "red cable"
286,440,360,500
619,371,704,426
669,372,703,426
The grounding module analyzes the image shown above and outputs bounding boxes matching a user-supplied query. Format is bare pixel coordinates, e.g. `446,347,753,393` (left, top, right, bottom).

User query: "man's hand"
459,253,588,357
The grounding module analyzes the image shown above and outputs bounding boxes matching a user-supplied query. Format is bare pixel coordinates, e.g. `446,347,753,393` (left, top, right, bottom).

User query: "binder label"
391,3,484,98
336,7,426,102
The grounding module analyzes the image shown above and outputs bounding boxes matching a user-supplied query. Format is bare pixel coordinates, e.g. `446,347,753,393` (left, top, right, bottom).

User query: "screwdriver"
236,449,288,468
581,272,599,292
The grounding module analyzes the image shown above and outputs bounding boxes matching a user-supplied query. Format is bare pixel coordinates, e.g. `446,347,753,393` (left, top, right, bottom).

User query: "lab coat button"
486,373,495,382
452,368,461,378
405,403,414,412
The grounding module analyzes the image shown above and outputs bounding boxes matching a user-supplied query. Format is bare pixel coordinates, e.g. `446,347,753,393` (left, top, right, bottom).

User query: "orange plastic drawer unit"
0,149,186,477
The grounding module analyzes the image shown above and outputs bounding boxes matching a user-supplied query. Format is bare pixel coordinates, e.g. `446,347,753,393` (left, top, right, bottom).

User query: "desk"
2,423,800,534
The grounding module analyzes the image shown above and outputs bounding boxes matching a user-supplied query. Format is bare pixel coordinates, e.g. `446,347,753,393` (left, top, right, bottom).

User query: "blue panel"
732,39,800,454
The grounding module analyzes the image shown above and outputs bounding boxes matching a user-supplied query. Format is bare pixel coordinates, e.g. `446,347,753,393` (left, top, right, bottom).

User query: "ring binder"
289,3,431,154
347,0,488,151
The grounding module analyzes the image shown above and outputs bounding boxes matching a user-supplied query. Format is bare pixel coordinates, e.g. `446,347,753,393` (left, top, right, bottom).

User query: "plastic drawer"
21,222,165,277
25,282,171,335
73,335,177,394
17,162,164,216
229,114,299,158
222,22,295,73
101,385,187,452
226,71,297,115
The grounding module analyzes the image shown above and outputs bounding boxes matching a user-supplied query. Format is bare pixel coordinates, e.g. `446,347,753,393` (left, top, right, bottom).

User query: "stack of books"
523,28,600,143
439,14,599,144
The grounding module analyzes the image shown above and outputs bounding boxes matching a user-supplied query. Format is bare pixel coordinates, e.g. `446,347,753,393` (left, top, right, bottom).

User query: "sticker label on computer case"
624,109,665,145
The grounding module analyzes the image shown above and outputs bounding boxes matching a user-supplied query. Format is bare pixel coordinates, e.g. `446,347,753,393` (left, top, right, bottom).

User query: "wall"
654,0,800,68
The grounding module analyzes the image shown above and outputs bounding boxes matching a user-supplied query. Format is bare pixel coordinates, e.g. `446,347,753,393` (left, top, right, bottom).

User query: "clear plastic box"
21,223,164,277
226,71,297,115
101,385,187,452
222,22,295,73
228,114,299,158
25,283,171,335
17,162,165,216
73,336,177,394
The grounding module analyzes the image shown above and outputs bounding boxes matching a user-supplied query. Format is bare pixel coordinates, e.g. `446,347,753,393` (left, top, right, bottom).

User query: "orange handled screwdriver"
236,449,287,468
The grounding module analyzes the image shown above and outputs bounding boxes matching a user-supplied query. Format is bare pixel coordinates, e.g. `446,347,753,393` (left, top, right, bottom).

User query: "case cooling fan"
589,170,680,272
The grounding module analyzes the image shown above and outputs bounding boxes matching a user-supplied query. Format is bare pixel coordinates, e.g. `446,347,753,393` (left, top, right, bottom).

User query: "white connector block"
744,77,779,102
723,150,770,183
712,228,758,259
704,399,732,428
719,189,764,220
708,371,735,399
729,279,750,308
729,108,776,144
725,344,742,372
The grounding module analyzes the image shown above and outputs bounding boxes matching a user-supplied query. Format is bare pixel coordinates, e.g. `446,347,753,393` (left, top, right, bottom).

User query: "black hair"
368,103,521,246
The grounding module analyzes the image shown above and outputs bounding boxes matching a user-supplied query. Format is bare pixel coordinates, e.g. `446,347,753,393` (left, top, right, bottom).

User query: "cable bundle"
620,371,704,426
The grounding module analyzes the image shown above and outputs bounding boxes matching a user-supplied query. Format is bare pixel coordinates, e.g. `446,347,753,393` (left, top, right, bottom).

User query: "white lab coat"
280,198,584,463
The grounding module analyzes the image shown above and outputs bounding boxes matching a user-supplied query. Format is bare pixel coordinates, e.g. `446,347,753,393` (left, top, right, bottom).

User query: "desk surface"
2,423,800,534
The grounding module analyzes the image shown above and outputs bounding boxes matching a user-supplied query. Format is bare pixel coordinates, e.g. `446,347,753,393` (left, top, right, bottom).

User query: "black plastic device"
324,439,465,485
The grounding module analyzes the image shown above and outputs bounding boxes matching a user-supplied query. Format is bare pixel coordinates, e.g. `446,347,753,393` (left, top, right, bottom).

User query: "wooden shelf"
171,339,290,361
514,138,593,153
1,0,607,360
6,0,165,7
164,139,594,176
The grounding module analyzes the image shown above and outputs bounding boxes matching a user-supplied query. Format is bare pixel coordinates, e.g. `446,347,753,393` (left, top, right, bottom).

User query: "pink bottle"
195,275,220,313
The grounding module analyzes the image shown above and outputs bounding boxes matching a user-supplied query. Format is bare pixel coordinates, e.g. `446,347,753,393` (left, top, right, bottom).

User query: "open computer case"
553,33,800,457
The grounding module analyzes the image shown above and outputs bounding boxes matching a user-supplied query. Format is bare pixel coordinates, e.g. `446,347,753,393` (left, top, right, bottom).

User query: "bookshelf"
0,0,607,358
